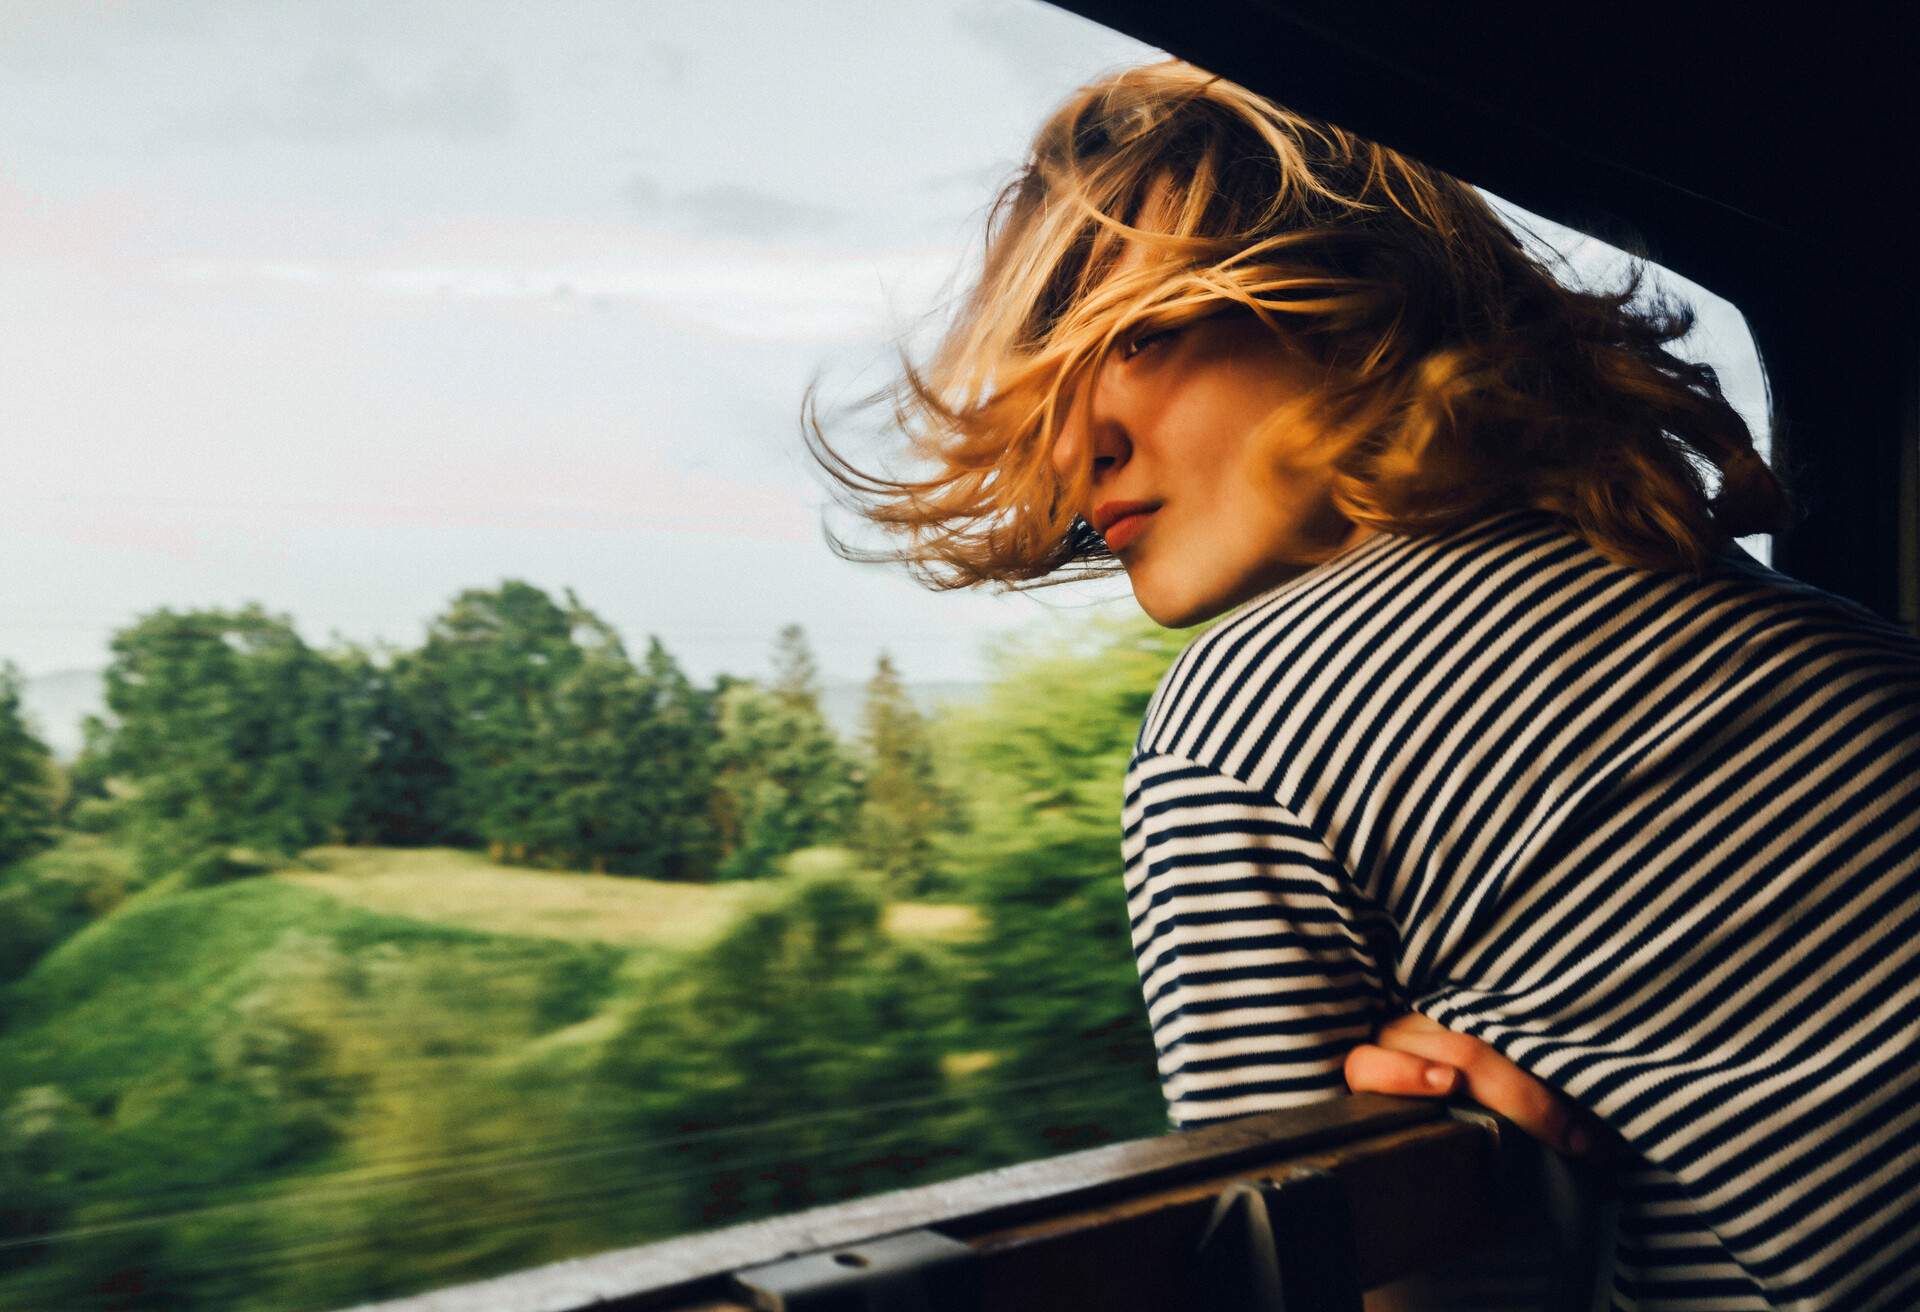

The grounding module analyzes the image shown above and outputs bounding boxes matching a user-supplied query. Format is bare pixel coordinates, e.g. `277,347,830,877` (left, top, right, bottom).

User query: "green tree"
406,582,582,862
770,621,822,710
941,613,1202,1159
539,612,645,871
0,662,58,868
709,626,859,879
60,714,119,834
100,608,361,879
704,672,754,864
332,645,461,847
853,652,953,896
540,616,717,876
632,635,721,879
596,873,972,1230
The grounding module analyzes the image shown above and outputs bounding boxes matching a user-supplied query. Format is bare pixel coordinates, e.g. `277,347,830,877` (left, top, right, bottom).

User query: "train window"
0,6,1778,1310
0,5,1164,1309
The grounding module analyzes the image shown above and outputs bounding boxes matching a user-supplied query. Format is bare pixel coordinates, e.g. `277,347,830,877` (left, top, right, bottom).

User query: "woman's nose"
1049,361,1129,483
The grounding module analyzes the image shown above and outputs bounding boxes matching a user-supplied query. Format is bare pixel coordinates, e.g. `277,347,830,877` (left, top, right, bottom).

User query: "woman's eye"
1121,326,1178,360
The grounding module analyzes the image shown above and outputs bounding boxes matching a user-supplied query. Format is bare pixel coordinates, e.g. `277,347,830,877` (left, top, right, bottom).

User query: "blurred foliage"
0,871,636,1311
937,612,1203,1156
594,871,972,1231
854,651,957,897
709,626,861,880
0,661,62,870
100,607,364,880
0,600,1210,1310
60,717,121,836
0,836,144,992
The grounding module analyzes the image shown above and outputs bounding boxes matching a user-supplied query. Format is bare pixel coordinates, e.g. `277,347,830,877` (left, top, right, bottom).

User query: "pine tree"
770,622,823,711
0,662,58,867
521,604,718,876
540,611,643,872
854,652,950,895
633,636,720,879
704,673,753,866
709,626,859,879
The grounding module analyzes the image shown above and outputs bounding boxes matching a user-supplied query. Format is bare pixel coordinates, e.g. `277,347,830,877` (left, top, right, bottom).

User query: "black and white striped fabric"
1122,507,1920,1311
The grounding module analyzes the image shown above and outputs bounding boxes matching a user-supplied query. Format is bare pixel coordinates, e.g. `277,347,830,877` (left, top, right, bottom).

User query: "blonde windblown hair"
803,58,1788,590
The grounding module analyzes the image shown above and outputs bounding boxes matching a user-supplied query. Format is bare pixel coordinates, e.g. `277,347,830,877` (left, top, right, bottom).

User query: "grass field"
279,845,981,950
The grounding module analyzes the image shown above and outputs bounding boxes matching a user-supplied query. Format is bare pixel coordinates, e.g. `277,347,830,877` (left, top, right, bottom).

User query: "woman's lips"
1102,508,1157,552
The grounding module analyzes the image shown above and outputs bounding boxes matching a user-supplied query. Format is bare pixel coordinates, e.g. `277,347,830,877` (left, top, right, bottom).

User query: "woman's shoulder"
1709,535,1917,643
1136,508,1552,751
1135,506,1917,772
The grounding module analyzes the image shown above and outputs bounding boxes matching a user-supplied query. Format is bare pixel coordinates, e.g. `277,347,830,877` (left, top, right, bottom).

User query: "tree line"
0,599,1202,1309
9,581,953,893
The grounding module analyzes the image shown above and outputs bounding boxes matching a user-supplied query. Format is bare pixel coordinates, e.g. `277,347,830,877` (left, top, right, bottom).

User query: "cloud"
160,216,960,344
0,179,141,261
332,454,825,542
623,175,843,238
42,510,207,563
197,52,517,145
7,444,825,553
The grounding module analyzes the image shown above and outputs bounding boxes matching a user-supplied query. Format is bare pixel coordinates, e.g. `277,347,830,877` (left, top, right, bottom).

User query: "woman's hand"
1344,1012,1618,1160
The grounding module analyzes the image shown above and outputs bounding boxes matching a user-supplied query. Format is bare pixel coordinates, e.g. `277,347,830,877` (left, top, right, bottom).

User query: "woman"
806,60,1919,1310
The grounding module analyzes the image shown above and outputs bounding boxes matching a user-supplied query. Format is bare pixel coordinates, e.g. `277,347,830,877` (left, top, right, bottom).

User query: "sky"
0,0,1770,690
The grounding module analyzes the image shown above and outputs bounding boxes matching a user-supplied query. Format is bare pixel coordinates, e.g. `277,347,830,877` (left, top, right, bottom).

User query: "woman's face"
1049,278,1370,628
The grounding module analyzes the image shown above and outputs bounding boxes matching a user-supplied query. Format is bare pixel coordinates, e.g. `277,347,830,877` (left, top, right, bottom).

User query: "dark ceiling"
1050,1,1917,306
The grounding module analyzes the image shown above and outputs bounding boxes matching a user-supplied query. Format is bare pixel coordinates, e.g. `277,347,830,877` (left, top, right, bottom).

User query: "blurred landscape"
0,6,1173,1305
17,669,987,766
0,587,1190,1312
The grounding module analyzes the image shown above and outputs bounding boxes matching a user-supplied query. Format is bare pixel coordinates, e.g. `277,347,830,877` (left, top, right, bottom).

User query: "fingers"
1344,1042,1461,1097
1461,1049,1578,1153
1368,1014,1582,1156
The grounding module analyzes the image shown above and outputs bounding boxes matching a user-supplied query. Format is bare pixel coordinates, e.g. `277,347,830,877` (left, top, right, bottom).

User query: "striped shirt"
1121,507,1920,1311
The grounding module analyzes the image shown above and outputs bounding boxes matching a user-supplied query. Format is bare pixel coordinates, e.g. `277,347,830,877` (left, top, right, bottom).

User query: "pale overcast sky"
0,0,1766,688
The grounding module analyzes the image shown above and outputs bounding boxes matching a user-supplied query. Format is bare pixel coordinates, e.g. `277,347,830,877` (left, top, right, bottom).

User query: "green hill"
0,842,988,1312
0,869,641,1310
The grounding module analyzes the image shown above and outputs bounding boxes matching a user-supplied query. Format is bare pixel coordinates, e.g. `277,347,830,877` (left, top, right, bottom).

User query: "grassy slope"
280,846,755,951
281,844,981,949
0,869,641,1307
0,842,983,1311
0,848,676,1302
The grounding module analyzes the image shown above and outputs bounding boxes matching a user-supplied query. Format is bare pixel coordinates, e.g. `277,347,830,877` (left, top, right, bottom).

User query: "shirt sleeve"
1123,750,1399,1129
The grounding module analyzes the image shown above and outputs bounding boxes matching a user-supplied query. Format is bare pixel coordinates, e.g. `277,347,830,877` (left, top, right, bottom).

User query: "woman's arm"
1125,751,1398,1126
1345,1012,1619,1159
1127,750,1617,1161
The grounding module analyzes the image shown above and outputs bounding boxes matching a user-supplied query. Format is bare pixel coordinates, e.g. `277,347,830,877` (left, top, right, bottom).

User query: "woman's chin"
1132,585,1225,630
